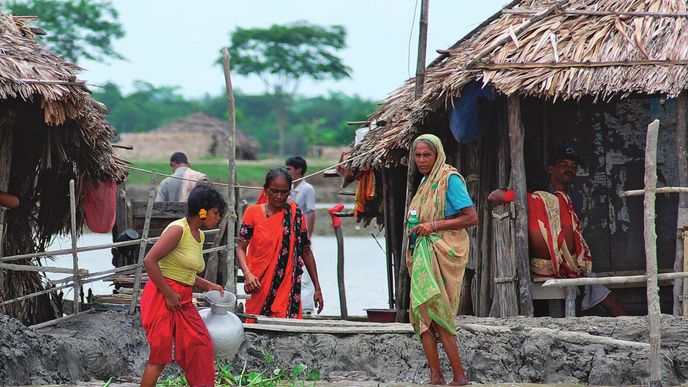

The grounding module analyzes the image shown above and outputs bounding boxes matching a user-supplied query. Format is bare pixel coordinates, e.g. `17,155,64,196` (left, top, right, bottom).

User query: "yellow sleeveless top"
158,218,205,286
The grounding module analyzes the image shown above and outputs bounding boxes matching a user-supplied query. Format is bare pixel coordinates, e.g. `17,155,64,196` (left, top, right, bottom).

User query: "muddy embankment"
1,311,688,385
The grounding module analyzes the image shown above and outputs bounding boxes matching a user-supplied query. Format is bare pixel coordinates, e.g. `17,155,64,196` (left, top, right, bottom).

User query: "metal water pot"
199,290,244,359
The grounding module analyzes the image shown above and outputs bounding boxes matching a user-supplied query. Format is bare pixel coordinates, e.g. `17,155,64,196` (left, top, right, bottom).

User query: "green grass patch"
125,158,335,186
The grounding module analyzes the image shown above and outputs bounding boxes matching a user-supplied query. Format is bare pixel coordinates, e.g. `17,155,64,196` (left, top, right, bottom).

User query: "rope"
126,147,378,190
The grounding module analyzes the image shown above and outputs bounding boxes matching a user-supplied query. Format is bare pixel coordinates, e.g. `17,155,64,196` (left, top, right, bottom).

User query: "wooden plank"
643,119,661,387
244,322,415,334
531,282,565,300
131,201,186,219
508,94,534,316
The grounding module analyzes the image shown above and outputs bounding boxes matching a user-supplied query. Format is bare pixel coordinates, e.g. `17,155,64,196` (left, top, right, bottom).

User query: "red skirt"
140,277,215,387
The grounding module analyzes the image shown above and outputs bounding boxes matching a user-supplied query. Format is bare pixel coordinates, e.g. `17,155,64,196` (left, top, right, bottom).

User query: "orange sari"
239,201,309,319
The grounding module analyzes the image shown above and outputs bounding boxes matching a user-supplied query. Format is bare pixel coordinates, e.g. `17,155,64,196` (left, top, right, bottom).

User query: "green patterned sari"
407,134,470,336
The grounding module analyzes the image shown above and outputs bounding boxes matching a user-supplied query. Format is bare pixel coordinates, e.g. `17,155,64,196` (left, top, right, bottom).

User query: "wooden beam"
475,59,688,70
334,225,347,319
502,8,688,18
222,47,238,295
675,93,688,315
507,94,533,316
644,119,661,387
69,180,80,314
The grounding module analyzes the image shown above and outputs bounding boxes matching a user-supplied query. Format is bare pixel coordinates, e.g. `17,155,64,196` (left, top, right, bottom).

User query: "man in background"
155,152,207,202
285,156,317,315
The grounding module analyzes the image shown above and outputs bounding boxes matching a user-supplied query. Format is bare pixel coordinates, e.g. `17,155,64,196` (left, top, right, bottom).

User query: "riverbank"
3,311,687,385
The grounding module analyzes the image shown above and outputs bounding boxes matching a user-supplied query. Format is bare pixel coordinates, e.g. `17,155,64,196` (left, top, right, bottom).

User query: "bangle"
432,221,437,231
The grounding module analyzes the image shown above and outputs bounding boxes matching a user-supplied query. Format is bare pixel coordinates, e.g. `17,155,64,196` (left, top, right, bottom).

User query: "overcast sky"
78,1,507,101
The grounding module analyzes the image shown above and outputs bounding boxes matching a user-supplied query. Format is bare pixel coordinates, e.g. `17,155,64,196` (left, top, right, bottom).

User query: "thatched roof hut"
118,112,260,160
0,12,126,323
350,0,688,169
346,0,688,319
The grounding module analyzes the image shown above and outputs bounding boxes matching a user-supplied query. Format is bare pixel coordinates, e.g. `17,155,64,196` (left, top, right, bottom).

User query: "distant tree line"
93,82,377,156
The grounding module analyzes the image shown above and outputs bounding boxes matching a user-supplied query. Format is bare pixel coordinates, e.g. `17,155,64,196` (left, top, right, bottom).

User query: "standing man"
285,156,317,315
155,152,207,203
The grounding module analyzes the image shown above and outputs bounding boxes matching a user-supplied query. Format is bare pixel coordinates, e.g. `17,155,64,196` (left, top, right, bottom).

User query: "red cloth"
240,202,307,321
83,179,116,233
256,189,268,205
140,278,215,387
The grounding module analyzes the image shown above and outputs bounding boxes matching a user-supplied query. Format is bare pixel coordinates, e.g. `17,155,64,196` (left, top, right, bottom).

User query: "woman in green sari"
408,134,478,385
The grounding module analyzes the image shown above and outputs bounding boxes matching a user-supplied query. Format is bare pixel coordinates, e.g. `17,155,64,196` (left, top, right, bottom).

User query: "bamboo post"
334,225,347,319
222,47,237,295
396,0,430,324
0,112,12,315
644,119,662,387
683,230,688,316
675,93,688,315
68,180,81,314
565,287,576,317
507,94,534,316
129,172,157,314
382,168,395,308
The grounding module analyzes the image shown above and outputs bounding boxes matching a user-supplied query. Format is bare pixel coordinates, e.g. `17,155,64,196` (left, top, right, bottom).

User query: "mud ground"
1,311,687,386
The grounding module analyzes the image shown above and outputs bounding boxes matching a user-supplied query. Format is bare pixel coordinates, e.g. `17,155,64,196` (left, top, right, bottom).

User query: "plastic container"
407,210,420,253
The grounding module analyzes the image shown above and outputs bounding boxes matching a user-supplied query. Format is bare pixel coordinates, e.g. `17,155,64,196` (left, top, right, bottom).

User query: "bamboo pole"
502,8,688,18
474,59,688,70
644,119,662,387
0,117,12,315
621,187,688,196
675,93,688,315
334,224,347,319
396,0,430,324
382,168,395,309
129,172,157,314
222,47,237,295
543,271,688,287
684,230,688,316
507,94,534,316
0,263,82,274
69,180,80,314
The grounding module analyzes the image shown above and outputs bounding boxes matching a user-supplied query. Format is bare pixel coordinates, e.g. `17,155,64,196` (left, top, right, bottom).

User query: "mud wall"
2,311,687,386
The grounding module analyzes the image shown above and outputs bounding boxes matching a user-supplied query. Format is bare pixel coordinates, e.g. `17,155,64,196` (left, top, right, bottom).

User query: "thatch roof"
350,0,688,169
151,112,260,158
0,12,127,323
0,13,127,181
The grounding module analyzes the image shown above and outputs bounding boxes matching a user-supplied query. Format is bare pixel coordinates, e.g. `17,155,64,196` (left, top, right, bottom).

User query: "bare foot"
448,376,469,386
429,370,446,385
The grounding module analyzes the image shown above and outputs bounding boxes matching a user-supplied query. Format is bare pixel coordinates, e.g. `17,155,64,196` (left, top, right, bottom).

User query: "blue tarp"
449,81,497,144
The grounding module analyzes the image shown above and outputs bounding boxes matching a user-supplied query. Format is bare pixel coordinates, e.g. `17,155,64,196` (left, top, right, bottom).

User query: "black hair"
263,167,293,189
187,183,227,219
285,156,307,175
170,152,188,164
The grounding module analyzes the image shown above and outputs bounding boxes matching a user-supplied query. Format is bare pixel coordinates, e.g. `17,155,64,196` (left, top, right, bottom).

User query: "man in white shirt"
285,156,317,315
155,152,207,202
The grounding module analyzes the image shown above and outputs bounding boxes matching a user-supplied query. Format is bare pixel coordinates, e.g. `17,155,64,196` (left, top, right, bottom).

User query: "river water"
45,234,389,317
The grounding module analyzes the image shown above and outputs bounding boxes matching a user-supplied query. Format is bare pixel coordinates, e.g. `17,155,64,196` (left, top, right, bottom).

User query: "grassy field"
126,158,337,186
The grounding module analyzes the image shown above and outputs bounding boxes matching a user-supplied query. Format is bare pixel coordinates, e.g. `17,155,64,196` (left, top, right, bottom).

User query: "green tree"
225,21,351,155
6,0,124,63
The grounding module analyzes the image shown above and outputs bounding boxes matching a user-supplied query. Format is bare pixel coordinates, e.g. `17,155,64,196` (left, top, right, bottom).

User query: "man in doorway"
155,152,207,202
490,145,626,316
285,156,317,315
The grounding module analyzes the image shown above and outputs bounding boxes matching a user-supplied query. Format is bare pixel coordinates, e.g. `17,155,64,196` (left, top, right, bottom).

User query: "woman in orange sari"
237,168,324,319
